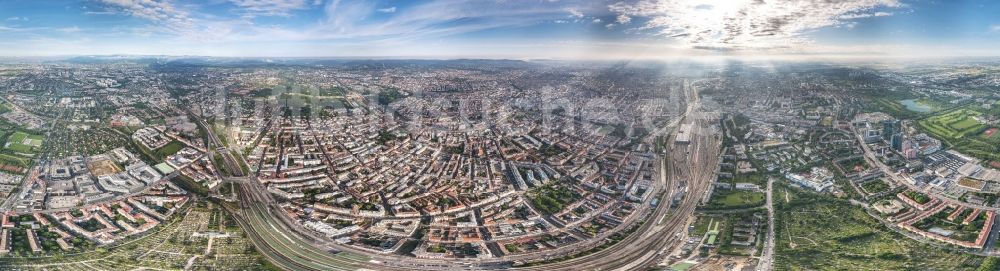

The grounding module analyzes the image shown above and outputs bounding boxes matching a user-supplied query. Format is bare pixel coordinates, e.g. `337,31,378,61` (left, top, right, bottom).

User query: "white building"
785,167,834,192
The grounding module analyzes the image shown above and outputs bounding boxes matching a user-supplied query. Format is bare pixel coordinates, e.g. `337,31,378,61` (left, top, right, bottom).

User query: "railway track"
221,81,719,271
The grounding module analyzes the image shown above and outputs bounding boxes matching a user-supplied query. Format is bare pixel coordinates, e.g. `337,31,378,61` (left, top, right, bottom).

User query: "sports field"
983,128,998,137
155,141,184,157
918,108,984,140
917,106,1000,163
3,131,43,154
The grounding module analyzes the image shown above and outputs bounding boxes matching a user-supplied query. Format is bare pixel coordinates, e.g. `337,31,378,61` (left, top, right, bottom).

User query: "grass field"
689,216,719,236
732,173,768,186
3,131,43,154
919,108,985,139
774,184,987,271
704,190,765,210
951,117,982,131
917,106,1000,163
0,153,31,167
155,141,184,157
670,262,696,271
861,180,890,194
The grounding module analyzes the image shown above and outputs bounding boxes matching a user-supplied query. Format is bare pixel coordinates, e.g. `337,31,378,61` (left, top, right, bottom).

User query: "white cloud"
609,0,901,49
83,11,118,15
59,26,82,33
98,0,195,33
308,0,610,41
79,0,628,56
839,11,893,19
229,0,313,17
5,17,27,21
89,0,614,44
567,8,584,18
992,24,1000,32
615,14,631,24
0,25,47,33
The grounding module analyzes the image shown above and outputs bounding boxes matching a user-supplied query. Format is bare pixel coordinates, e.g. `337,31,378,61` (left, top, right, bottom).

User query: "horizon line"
2,54,1000,63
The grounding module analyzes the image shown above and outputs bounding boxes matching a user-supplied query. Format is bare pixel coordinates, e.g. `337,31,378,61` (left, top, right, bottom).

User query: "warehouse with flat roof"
675,123,692,144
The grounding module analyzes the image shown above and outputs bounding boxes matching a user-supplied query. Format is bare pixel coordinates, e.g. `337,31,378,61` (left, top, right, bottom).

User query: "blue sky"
0,0,998,59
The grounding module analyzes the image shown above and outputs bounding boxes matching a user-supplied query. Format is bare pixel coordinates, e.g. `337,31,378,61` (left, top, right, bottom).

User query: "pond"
898,99,933,113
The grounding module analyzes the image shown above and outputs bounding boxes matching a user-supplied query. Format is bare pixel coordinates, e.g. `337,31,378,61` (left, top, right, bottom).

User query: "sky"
0,0,998,59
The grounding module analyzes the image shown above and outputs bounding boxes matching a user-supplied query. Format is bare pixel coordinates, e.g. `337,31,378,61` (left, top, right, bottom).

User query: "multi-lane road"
756,177,776,271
